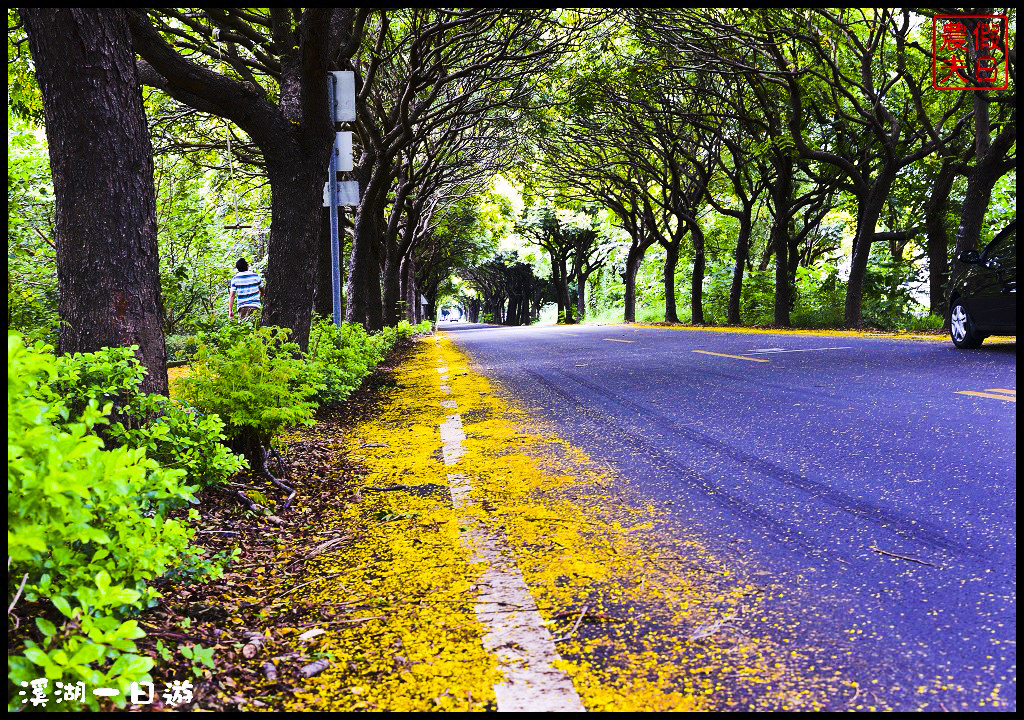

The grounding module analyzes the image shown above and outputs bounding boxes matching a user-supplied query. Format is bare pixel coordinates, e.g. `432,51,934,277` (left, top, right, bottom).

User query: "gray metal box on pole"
322,181,361,207
329,71,356,123
333,131,353,172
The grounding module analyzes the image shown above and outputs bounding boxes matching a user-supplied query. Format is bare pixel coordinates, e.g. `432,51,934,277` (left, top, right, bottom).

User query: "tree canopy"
8,7,1017,347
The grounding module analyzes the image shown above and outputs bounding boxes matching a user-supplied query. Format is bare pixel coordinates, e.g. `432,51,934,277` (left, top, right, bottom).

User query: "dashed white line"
433,337,586,712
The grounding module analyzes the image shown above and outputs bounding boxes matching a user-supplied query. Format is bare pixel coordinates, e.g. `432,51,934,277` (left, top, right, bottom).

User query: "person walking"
229,258,265,321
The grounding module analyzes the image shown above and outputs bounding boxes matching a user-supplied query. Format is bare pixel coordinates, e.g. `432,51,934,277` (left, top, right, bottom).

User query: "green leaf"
22,646,51,667
35,617,57,638
69,642,106,666
52,596,73,618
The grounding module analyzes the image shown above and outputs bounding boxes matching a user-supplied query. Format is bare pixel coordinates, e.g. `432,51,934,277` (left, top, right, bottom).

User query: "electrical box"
329,71,355,123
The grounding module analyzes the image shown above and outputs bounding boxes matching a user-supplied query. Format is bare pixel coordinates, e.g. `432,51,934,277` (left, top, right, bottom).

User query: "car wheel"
950,299,985,348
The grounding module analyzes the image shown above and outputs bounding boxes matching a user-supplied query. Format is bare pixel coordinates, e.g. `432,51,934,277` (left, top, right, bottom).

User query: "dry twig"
868,546,941,568
8,572,29,615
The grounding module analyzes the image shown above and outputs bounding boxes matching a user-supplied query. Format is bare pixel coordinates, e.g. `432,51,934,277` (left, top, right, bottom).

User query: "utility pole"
325,70,359,327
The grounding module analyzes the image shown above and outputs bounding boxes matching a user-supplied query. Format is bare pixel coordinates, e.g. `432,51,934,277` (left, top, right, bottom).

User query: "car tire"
949,299,986,348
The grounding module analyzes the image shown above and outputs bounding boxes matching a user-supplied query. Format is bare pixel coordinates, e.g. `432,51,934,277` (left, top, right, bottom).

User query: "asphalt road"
440,321,1017,711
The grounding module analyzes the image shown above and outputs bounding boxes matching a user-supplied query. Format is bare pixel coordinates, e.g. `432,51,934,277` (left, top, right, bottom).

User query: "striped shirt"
230,271,264,309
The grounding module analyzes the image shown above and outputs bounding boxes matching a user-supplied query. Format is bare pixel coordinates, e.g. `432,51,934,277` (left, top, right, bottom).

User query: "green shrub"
7,334,201,710
903,313,945,332
306,318,432,407
43,345,148,424
792,266,846,328
306,320,376,406
396,319,433,340
165,334,198,363
44,345,247,492
176,323,322,461
109,394,247,491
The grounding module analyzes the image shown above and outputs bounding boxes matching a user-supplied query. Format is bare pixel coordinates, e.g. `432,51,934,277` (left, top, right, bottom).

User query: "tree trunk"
956,162,1002,258
313,207,334,318
553,254,574,324
346,154,385,331
770,158,793,327
576,270,588,322
663,242,680,323
401,254,419,323
622,247,645,323
844,173,893,328
23,7,168,396
955,91,1015,261
381,240,402,327
727,214,752,325
689,224,706,325
347,200,384,331
262,160,325,348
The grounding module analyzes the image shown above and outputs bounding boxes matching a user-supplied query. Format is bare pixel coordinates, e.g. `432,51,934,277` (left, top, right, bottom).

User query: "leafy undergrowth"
130,342,474,710
143,335,853,711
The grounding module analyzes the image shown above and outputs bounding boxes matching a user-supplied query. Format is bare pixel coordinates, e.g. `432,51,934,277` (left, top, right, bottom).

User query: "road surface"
441,322,1016,711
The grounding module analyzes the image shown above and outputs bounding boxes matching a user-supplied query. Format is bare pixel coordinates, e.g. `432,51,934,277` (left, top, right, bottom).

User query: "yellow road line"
955,391,1017,402
603,338,634,343
984,388,1016,395
692,350,770,363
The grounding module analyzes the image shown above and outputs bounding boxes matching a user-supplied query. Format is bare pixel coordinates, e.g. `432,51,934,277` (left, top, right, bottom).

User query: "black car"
948,221,1016,348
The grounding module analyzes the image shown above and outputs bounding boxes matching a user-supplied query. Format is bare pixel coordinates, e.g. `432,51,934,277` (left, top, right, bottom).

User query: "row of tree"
9,8,1016,393
523,9,1015,328
12,8,598,393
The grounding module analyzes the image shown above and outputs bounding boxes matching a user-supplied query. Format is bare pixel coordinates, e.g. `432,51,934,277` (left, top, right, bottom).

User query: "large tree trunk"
551,253,574,324
727,214,752,325
551,261,565,321
346,154,385,331
401,254,418,323
381,240,403,327
844,173,893,328
689,223,706,325
23,7,168,396
622,245,646,323
955,91,1016,261
770,158,793,327
956,161,1003,258
313,207,334,318
262,160,325,348
663,242,680,323
575,269,589,322
313,207,349,322
346,202,384,331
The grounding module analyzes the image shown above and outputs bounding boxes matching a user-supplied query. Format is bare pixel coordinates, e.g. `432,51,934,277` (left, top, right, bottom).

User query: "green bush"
7,334,201,710
904,313,945,332
306,320,377,406
43,345,148,424
45,345,247,492
108,393,247,491
176,323,322,461
306,317,432,406
792,266,846,328
165,334,198,363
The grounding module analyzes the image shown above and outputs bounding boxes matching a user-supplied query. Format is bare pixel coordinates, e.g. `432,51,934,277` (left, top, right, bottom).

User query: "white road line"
434,338,586,712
